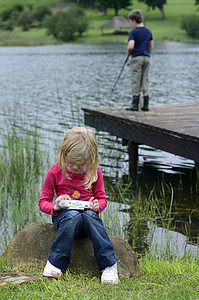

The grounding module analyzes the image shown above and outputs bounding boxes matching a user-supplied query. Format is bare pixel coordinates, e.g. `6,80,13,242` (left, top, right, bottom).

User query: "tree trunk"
159,6,165,20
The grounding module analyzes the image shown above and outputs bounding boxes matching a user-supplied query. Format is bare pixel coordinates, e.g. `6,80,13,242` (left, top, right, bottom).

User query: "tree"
77,0,131,16
66,6,89,36
196,0,199,9
106,0,131,16
138,0,167,20
17,10,33,31
33,6,51,26
75,0,96,7
44,7,89,42
1,5,24,23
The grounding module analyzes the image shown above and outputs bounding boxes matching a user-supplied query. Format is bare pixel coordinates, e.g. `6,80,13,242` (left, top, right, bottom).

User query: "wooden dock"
83,101,199,176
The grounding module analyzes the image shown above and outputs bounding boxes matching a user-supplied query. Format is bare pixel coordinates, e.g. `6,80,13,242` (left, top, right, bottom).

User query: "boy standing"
126,10,154,111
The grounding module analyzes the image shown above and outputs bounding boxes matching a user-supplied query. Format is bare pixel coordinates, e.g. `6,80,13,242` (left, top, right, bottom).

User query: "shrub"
44,7,89,42
0,21,14,31
68,6,89,36
181,15,199,38
0,5,24,23
17,10,33,31
33,6,51,26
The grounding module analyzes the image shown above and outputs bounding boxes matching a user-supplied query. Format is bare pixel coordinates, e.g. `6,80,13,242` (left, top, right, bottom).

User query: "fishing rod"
110,55,129,98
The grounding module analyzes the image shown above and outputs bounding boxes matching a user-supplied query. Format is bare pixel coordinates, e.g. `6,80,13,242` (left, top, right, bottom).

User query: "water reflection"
0,42,199,256
147,224,198,258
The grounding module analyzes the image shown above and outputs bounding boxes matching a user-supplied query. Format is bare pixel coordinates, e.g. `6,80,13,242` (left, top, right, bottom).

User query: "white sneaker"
43,260,61,280
101,263,119,285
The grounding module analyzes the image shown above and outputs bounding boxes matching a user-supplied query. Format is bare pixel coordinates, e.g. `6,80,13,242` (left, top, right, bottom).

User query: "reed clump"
0,123,50,253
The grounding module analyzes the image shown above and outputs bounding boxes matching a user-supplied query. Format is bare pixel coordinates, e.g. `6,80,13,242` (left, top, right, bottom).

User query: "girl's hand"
53,194,71,212
89,197,99,213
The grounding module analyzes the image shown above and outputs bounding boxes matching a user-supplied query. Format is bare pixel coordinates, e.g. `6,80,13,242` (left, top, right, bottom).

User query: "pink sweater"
39,162,107,216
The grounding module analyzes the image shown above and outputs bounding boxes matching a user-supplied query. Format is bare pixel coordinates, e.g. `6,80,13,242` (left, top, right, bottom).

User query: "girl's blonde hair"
58,127,99,188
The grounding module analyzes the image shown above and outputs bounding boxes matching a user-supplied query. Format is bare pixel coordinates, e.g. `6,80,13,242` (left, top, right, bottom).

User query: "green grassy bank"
0,255,199,299
0,0,198,46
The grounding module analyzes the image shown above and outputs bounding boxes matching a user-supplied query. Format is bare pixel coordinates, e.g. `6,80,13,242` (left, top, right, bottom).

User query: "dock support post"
128,141,138,177
122,139,139,177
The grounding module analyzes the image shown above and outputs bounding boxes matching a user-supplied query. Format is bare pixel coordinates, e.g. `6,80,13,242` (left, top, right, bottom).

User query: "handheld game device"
58,200,93,210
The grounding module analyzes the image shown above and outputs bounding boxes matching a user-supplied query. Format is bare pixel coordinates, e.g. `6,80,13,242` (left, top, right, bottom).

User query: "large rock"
2,223,140,278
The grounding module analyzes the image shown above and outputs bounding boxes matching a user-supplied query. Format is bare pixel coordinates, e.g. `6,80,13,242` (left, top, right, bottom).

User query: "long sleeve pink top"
39,162,107,216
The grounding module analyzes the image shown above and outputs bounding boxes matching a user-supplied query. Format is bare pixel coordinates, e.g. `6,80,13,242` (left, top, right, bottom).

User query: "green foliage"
33,5,51,26
181,14,199,38
0,4,24,22
140,0,167,10
17,9,33,31
78,0,96,6
0,4,52,30
107,0,132,16
79,0,132,16
0,122,49,239
44,7,89,41
138,0,167,19
0,21,13,31
72,6,90,35
0,257,13,273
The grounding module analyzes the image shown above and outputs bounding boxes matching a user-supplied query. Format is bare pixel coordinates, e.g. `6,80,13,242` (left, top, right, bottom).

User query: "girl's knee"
59,211,83,232
83,209,99,218
82,210,103,226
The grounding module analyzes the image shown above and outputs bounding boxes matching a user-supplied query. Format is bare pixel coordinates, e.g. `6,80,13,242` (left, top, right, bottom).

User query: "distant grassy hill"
0,0,61,11
0,0,198,46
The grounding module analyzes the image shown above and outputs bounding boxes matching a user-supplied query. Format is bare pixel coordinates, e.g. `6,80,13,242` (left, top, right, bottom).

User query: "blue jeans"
48,209,117,271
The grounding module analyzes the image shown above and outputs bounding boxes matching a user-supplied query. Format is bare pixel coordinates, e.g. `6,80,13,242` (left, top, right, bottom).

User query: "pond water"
0,42,199,257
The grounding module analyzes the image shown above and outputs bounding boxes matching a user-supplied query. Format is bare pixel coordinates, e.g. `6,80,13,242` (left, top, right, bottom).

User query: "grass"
0,109,51,252
0,0,198,45
0,28,60,46
0,0,61,10
0,105,198,297
75,0,199,44
0,255,199,299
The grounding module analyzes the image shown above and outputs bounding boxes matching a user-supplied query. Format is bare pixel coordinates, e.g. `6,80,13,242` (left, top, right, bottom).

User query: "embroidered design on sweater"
71,190,81,200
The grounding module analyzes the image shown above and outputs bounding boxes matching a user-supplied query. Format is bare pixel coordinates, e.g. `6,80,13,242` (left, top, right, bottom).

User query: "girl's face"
65,159,87,174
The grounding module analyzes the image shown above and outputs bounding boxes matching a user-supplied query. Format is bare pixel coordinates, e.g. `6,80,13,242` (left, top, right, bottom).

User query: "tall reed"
0,122,51,253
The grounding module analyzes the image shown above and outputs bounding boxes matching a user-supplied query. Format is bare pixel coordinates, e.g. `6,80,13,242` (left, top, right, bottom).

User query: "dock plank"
83,101,199,163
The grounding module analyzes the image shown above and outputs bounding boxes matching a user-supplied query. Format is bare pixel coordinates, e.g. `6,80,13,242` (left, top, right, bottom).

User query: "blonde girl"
39,127,119,284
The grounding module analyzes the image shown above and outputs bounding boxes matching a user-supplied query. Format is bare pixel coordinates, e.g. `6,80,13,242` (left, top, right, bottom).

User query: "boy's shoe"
43,260,61,280
101,263,119,285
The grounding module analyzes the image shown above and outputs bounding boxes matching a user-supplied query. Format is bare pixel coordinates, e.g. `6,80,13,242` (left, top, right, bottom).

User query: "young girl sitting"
39,126,119,285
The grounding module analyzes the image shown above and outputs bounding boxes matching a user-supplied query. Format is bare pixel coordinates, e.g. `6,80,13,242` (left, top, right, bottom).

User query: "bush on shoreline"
181,14,199,39
44,6,89,42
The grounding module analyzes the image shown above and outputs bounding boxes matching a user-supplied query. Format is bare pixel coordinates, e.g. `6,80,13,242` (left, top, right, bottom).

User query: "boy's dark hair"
128,9,143,24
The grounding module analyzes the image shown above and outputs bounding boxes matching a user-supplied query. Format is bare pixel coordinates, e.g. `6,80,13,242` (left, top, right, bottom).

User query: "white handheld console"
58,200,93,210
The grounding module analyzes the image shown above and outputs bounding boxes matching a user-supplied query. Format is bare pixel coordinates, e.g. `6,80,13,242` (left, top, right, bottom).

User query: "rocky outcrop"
3,223,140,278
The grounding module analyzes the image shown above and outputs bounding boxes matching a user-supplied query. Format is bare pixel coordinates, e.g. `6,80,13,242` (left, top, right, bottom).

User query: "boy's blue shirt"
128,27,153,58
